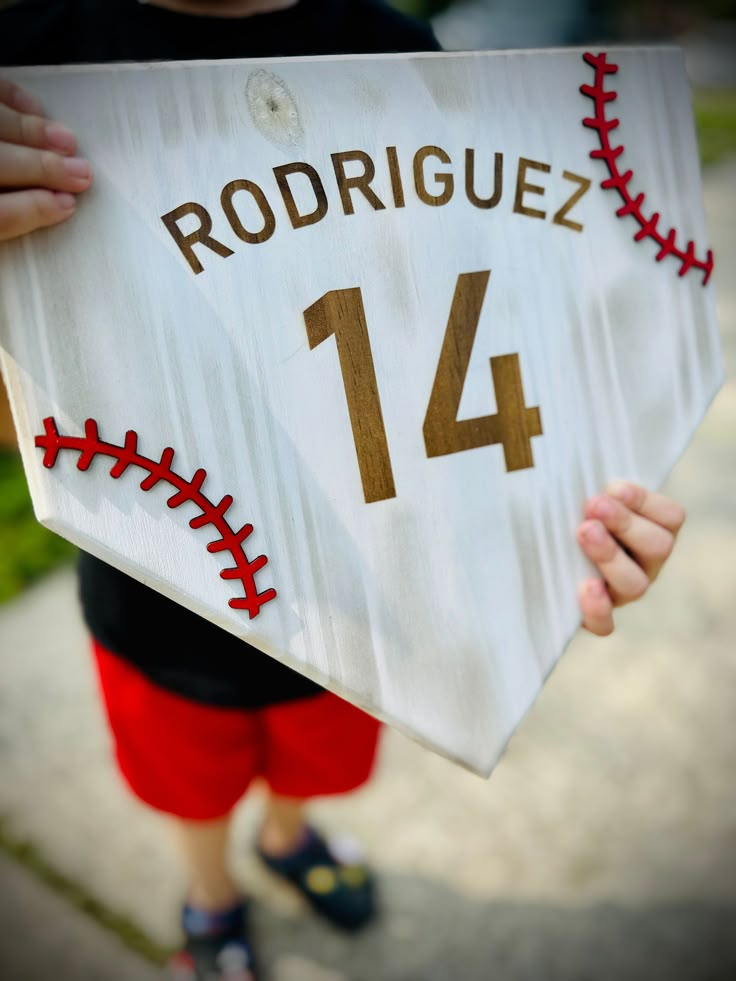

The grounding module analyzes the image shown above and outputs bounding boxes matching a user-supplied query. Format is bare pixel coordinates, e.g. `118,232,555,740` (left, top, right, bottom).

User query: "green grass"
0,449,76,603
0,818,169,965
693,89,736,165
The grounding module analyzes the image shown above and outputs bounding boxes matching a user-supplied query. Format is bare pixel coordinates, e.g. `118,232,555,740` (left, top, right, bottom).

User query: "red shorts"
92,640,382,821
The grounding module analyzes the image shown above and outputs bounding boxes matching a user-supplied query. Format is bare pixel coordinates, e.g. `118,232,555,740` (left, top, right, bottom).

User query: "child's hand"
577,482,686,635
0,79,92,242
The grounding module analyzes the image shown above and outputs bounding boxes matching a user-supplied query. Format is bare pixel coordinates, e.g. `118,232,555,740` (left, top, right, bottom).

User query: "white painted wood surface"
0,49,722,773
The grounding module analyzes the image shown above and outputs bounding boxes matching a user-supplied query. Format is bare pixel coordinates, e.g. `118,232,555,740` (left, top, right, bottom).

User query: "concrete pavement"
0,853,160,981
0,156,734,981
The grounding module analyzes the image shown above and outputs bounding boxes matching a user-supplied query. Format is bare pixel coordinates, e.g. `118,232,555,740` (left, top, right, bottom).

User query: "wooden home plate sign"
0,49,722,773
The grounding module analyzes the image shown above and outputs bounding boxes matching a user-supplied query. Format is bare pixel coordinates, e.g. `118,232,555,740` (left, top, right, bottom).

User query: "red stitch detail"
581,51,714,285
34,417,277,619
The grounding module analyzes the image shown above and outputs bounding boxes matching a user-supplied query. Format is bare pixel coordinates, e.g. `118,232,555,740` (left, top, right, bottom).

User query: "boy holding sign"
0,1,687,979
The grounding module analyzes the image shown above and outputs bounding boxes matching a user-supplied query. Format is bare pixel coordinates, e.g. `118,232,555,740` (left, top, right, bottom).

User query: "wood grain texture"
514,157,552,219
273,162,329,229
304,287,397,504
423,270,543,468
414,146,454,206
553,171,592,232
465,148,503,210
331,150,386,215
0,49,722,774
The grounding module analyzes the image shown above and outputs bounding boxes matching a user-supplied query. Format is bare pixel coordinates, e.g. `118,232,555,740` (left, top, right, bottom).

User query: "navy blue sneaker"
257,827,376,931
168,901,257,980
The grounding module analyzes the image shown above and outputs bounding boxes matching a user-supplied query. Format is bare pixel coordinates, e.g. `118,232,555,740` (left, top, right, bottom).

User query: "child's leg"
258,795,307,856
168,814,255,980
253,693,382,930
92,640,261,975
170,815,241,911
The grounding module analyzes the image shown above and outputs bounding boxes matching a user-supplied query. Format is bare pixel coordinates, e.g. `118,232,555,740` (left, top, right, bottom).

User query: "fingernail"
587,578,606,597
45,122,76,154
62,157,91,180
12,86,43,115
590,494,613,519
53,192,76,211
607,480,633,503
582,520,605,544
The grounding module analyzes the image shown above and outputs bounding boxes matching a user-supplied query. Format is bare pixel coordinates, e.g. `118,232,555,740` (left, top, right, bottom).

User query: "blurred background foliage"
1,0,734,602
0,449,75,602
696,91,736,165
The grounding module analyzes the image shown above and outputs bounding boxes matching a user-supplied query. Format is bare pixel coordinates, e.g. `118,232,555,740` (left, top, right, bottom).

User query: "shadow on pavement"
252,871,736,981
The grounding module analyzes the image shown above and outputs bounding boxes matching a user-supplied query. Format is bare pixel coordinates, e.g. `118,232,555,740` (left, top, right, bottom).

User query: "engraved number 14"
303,270,543,504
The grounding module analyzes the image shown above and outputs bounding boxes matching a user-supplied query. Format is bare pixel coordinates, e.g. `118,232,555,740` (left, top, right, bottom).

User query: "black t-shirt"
1,0,439,63
0,0,439,708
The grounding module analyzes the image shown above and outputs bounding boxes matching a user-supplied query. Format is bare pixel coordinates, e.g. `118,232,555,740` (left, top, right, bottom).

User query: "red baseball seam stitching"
581,51,714,285
35,416,277,619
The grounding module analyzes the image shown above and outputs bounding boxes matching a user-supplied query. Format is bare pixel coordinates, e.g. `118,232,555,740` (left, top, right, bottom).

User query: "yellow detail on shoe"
305,866,338,894
340,866,367,888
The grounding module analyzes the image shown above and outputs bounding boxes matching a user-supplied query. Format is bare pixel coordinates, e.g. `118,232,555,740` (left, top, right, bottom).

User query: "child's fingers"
576,518,650,606
0,102,47,149
0,102,76,154
0,77,85,243
606,480,686,536
0,78,44,116
0,141,91,192
584,493,675,582
578,577,614,636
0,188,76,242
